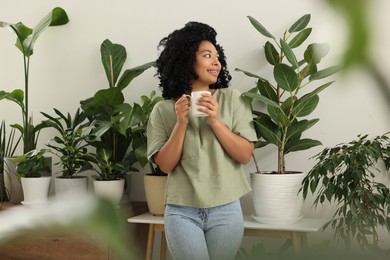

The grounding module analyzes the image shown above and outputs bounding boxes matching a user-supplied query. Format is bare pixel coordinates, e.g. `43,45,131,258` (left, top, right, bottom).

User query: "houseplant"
14,148,52,205
301,133,390,253
235,14,339,223
41,108,93,199
0,7,69,203
128,90,166,215
0,121,20,202
80,39,155,203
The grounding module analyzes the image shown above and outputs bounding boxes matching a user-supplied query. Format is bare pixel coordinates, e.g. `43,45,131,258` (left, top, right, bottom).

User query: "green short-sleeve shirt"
147,88,257,208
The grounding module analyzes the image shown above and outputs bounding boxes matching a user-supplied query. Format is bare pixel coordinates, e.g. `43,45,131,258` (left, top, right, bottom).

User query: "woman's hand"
175,94,191,124
197,93,220,125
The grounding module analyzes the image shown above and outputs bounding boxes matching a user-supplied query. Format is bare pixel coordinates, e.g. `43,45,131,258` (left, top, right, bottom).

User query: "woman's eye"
205,54,211,58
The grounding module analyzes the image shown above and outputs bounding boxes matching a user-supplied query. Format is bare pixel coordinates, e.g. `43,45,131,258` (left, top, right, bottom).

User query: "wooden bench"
127,213,329,260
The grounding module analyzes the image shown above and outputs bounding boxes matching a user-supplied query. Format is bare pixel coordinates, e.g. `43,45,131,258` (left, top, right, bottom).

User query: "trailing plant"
0,7,69,154
41,108,93,178
301,133,390,252
235,14,340,174
80,39,155,180
15,149,51,178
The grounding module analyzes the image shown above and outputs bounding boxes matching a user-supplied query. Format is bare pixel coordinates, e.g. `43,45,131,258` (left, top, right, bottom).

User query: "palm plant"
0,7,69,154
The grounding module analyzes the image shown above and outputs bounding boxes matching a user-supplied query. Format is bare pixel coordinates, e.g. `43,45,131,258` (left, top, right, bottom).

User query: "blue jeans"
164,200,244,260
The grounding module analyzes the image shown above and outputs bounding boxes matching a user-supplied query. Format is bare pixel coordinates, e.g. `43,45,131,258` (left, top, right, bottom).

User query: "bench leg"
291,232,307,253
146,224,155,260
160,231,167,260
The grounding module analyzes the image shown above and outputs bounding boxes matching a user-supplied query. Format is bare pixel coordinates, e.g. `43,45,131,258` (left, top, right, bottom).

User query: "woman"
147,21,257,260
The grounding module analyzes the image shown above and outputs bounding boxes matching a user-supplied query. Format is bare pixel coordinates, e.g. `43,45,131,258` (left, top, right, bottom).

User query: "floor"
0,201,149,260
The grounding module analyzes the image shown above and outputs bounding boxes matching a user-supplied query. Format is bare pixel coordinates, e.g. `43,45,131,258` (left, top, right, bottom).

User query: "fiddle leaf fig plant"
0,7,69,154
235,14,340,174
301,133,390,251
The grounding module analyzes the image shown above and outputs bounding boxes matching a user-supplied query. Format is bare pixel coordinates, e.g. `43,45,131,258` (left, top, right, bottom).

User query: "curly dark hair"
156,21,231,100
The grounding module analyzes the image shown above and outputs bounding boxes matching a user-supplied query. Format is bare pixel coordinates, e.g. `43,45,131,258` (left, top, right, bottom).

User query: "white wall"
1,0,390,253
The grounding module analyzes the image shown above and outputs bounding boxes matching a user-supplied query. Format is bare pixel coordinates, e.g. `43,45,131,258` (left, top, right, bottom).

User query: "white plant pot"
144,174,167,216
93,179,125,204
21,176,52,204
55,176,88,201
250,171,305,224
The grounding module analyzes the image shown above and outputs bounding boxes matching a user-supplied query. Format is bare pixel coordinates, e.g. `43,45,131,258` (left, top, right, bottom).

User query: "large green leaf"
286,138,322,153
0,89,25,109
295,81,334,113
247,16,274,39
93,88,124,107
256,79,277,102
309,65,341,81
264,41,279,65
234,68,261,79
116,61,155,91
134,143,148,167
274,63,298,92
2,7,69,57
288,14,311,33
254,120,280,146
289,28,312,48
101,39,127,88
241,92,279,109
280,39,299,68
286,119,319,142
268,105,291,127
304,43,330,65
293,94,319,117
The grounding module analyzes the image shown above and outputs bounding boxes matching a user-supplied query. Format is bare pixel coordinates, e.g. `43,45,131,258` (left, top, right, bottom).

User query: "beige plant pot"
93,179,125,205
144,174,167,216
250,171,305,224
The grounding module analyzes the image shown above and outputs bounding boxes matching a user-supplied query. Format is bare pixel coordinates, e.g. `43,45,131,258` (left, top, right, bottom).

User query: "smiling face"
192,40,221,90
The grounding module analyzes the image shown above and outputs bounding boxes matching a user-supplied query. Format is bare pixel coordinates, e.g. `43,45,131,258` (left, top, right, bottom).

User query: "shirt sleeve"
146,104,169,163
231,88,258,142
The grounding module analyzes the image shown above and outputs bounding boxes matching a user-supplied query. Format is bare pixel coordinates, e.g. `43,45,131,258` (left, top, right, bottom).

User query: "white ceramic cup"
186,91,211,117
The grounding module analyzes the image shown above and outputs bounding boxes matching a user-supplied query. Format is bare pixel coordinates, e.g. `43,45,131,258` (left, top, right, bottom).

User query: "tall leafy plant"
0,7,69,154
81,39,155,180
236,14,340,174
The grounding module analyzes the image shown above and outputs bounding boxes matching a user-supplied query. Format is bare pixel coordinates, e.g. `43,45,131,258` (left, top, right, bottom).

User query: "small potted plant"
14,149,52,205
235,14,339,223
0,7,69,203
41,108,93,200
80,39,155,204
301,133,390,252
